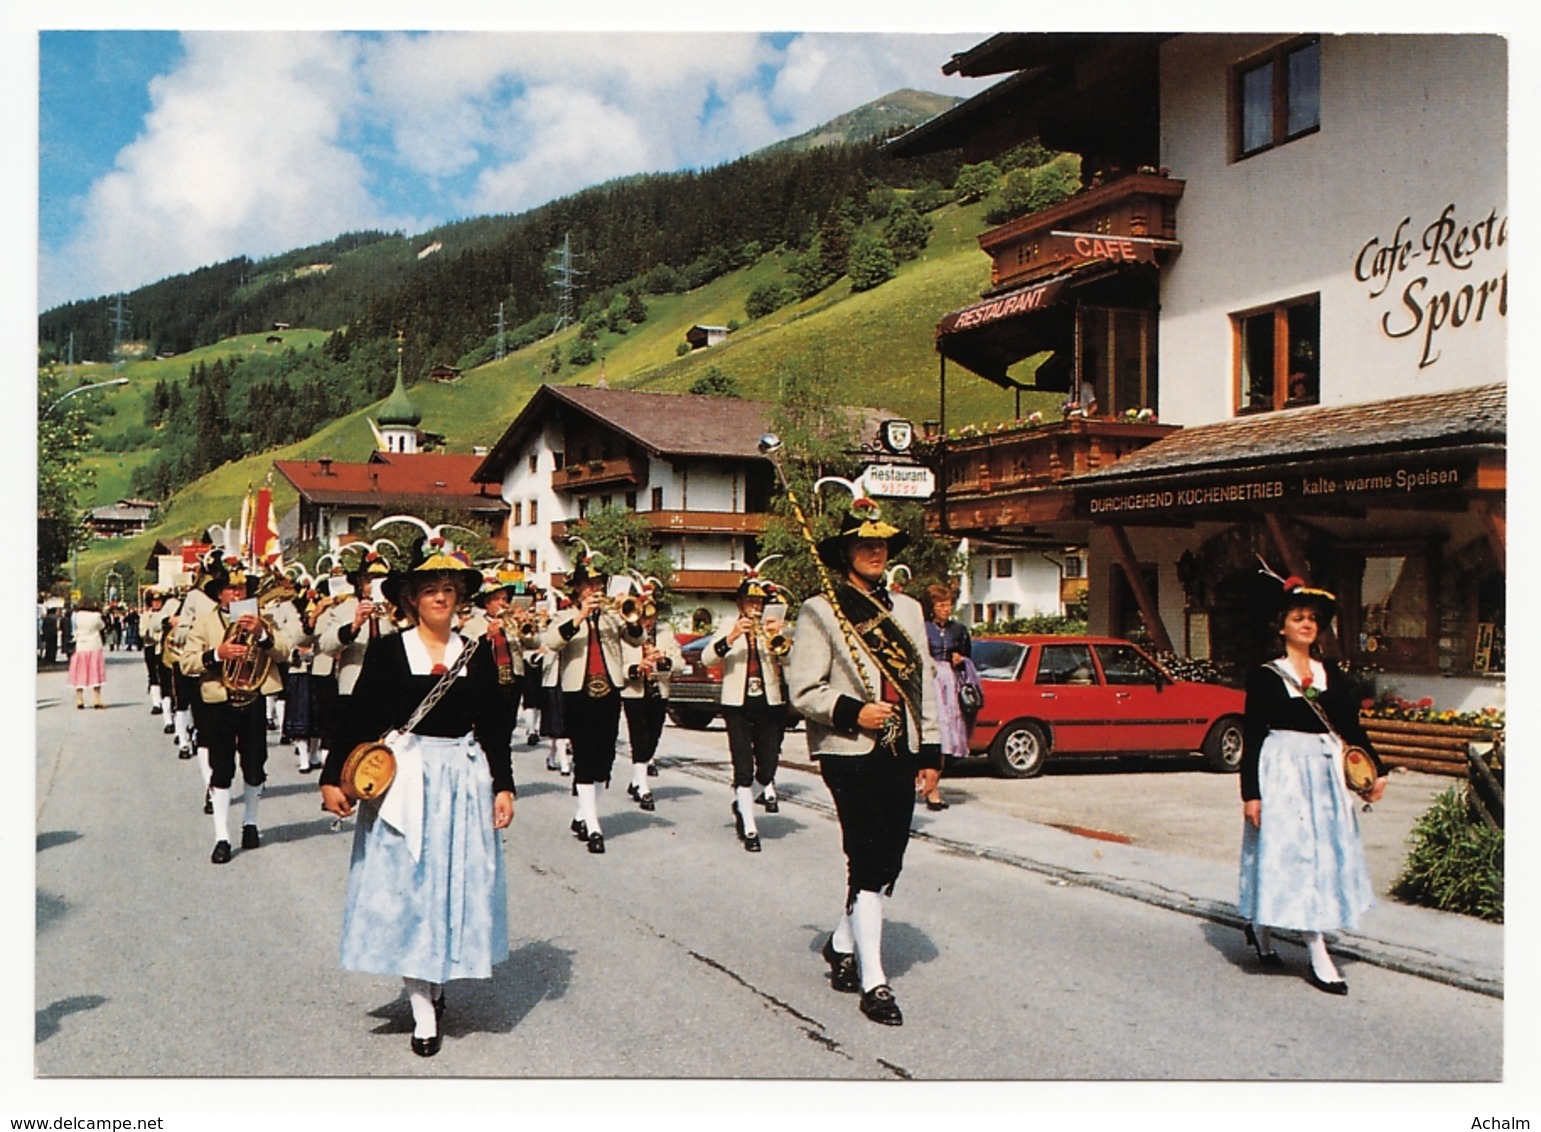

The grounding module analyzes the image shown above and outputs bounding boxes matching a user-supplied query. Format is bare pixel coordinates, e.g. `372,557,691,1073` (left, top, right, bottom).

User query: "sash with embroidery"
832,583,924,735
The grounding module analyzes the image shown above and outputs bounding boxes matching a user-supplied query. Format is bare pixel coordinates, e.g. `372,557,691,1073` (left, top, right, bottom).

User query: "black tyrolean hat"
815,497,910,571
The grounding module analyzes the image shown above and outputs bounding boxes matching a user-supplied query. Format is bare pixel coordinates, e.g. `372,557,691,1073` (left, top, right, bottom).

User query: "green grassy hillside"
71,199,1060,593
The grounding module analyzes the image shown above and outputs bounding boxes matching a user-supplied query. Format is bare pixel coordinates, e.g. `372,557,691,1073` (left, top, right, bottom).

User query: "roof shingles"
1073,384,1505,483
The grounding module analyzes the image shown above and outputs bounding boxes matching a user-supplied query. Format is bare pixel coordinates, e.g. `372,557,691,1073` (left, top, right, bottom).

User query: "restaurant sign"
859,462,936,500
937,276,1071,336
1077,459,1471,519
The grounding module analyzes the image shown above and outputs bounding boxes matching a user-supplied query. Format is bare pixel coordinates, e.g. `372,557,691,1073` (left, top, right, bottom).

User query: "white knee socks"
831,910,855,954
403,977,438,1039
734,786,758,836
210,787,231,843
850,890,887,991
242,781,260,829
575,782,600,834
631,762,649,794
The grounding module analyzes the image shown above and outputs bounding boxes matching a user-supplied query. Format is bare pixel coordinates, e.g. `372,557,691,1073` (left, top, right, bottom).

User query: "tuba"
221,573,296,707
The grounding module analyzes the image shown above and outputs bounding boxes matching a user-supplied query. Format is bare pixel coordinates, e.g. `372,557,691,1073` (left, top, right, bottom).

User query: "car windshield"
972,639,1027,680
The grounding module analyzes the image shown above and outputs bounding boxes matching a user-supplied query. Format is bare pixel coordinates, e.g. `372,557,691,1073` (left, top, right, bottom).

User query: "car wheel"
989,721,1048,778
1202,716,1245,772
668,707,716,730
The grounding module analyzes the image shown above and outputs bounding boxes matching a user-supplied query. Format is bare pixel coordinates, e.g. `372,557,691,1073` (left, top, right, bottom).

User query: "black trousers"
565,689,622,785
203,696,269,790
623,694,667,764
723,697,784,788
145,648,161,690
819,742,920,908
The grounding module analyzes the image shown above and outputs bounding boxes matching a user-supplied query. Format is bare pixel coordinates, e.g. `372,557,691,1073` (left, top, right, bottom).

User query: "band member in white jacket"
180,559,301,863
540,546,644,854
702,563,790,852
314,553,397,760
619,584,682,812
786,500,941,1027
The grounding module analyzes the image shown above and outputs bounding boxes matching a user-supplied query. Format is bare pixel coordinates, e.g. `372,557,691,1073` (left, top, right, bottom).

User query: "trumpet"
751,608,792,658
500,607,549,642
596,593,653,625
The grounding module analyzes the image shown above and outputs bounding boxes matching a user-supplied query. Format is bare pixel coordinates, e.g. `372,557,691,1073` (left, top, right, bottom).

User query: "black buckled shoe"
570,818,589,841
210,840,232,865
859,984,904,1026
410,1034,442,1058
647,762,659,777
178,746,194,760
163,723,175,734
821,936,861,993
743,832,761,852
587,832,606,854
241,825,260,851
760,794,780,814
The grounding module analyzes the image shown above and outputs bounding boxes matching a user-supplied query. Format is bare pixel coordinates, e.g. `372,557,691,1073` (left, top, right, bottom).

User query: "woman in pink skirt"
68,599,108,709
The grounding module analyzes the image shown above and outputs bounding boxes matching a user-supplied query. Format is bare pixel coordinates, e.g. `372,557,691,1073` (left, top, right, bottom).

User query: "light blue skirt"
1238,729,1375,933
339,734,509,982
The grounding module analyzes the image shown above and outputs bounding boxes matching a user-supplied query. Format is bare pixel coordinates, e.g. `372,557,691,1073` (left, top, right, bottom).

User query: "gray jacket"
786,588,939,757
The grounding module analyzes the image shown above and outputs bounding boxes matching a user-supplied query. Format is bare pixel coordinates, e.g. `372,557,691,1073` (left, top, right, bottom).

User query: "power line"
547,232,583,331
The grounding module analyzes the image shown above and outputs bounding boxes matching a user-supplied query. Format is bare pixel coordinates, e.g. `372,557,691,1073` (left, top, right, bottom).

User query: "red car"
963,636,1247,778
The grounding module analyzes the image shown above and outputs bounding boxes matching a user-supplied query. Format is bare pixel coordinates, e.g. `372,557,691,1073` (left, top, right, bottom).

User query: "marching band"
93,462,943,1050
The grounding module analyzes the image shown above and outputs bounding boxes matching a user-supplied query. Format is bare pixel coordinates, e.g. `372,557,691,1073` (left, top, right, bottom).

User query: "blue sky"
35,26,1003,311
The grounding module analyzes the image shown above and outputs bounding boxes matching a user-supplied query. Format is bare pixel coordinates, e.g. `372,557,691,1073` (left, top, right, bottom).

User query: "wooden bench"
1358,716,1502,777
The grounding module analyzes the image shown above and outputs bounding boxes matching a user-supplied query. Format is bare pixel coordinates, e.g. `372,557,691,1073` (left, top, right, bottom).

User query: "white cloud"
38,28,994,308
40,31,406,306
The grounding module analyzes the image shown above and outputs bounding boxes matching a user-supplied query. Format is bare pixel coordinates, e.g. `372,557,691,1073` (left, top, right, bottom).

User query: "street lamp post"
43,377,129,597
45,377,129,417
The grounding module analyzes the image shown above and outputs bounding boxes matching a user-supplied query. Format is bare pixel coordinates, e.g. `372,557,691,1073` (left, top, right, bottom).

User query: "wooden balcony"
548,567,745,594
552,455,646,492
641,510,770,536
928,416,1178,533
550,511,770,543
977,172,1185,293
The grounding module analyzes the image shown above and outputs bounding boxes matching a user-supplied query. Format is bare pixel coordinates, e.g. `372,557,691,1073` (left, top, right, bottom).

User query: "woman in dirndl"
1238,575,1387,995
920,584,972,811
320,532,516,1057
67,599,108,709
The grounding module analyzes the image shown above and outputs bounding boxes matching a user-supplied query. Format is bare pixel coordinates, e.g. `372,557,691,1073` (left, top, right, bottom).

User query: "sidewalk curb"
661,755,1504,1000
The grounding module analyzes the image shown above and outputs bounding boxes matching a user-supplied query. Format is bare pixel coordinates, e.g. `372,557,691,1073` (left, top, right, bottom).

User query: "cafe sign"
1078,459,1471,519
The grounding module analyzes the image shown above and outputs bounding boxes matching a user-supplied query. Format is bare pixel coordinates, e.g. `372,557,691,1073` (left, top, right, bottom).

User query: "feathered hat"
202,553,254,602
475,561,526,607
564,537,612,592
1257,555,1337,623
375,516,482,606
735,555,785,602
812,478,910,570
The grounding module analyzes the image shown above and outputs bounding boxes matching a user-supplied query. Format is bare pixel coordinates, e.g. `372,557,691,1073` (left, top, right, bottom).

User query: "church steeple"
376,331,422,453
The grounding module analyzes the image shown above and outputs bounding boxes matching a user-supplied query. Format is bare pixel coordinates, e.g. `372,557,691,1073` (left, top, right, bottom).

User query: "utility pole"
493,302,507,361
110,293,131,368
548,233,583,331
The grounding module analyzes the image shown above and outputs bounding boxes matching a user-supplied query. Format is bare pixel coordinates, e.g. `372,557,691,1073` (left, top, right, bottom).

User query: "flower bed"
1358,708,1503,777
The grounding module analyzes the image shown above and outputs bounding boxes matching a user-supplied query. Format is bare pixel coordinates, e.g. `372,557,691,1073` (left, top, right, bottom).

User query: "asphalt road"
32,653,1502,1094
